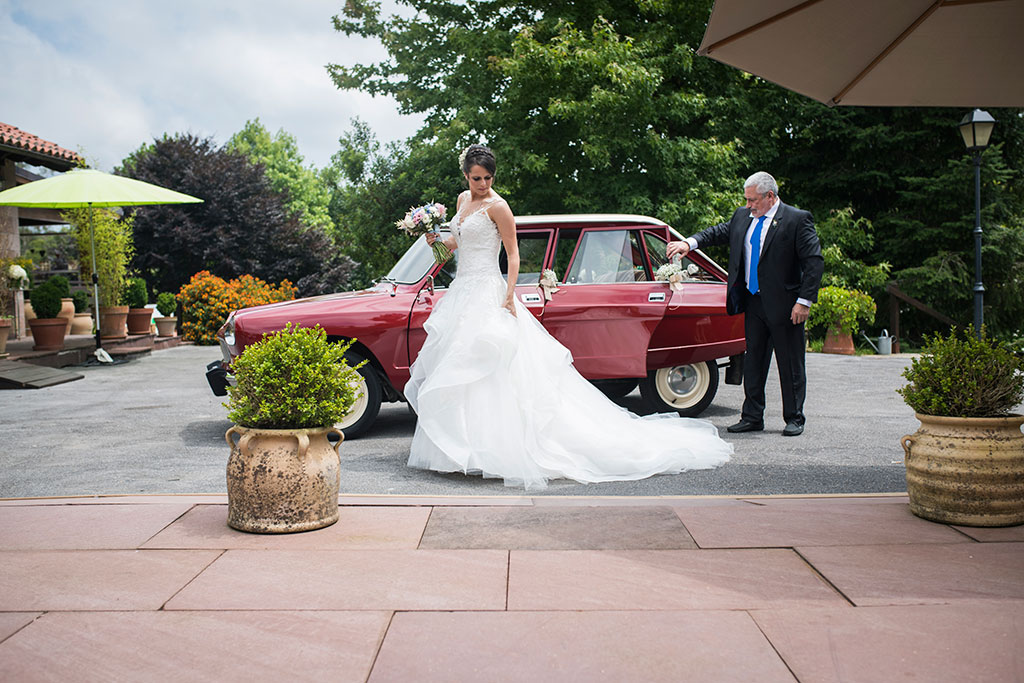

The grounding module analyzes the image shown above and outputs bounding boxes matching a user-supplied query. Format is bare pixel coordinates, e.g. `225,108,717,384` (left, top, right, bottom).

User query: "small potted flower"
899,326,1024,526
224,323,364,533
807,285,876,354
154,291,178,337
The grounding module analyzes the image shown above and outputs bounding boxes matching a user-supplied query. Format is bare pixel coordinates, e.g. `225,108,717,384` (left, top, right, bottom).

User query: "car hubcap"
336,373,369,430
655,363,708,408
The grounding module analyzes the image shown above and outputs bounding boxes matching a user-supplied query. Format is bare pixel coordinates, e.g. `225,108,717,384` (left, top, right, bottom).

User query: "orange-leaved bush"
177,271,296,345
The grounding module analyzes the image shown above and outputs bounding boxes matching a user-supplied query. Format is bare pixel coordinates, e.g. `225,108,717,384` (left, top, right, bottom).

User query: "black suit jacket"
693,202,824,325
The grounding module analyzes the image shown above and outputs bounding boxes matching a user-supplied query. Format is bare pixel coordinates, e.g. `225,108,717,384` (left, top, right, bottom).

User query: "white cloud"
0,0,424,170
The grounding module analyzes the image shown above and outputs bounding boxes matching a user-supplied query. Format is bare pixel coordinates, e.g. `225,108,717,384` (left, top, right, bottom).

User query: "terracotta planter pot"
127,307,153,335
0,318,11,355
225,425,343,533
71,312,93,335
154,316,177,337
58,298,75,336
99,306,129,339
24,300,35,337
822,327,855,355
28,318,67,351
903,413,1024,527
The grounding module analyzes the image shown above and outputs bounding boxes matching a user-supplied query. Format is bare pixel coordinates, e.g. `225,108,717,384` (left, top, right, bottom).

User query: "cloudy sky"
0,0,424,172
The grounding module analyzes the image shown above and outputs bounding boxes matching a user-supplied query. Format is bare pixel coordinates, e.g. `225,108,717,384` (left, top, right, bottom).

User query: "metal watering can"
862,329,895,355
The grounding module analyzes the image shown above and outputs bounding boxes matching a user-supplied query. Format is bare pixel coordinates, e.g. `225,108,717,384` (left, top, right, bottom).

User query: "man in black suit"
668,172,823,436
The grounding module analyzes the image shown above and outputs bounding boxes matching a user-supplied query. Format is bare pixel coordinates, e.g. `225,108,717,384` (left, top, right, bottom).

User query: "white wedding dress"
404,195,733,490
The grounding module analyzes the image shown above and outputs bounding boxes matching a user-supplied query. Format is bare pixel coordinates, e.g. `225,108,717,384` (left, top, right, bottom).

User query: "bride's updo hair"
459,144,496,176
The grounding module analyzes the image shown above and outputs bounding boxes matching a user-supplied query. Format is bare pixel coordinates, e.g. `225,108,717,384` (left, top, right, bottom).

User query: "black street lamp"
958,109,996,337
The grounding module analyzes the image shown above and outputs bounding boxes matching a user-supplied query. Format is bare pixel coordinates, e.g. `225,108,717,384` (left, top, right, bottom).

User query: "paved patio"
1,493,1021,681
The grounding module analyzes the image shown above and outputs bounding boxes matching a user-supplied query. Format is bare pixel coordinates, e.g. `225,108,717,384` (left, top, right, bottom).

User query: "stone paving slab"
371,610,795,683
0,610,390,682
0,550,220,611
142,504,430,550
952,523,1024,543
165,549,508,611
797,542,1024,605
420,505,697,550
0,613,38,641
674,499,968,548
508,549,848,611
0,502,192,549
751,602,1024,682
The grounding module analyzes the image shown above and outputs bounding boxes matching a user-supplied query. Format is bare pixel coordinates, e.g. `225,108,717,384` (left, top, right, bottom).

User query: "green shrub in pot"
156,291,177,318
29,280,63,319
122,276,148,309
72,290,90,313
47,275,71,299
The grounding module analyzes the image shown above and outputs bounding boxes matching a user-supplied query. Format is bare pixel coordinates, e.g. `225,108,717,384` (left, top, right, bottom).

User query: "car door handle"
648,292,666,302
521,293,542,304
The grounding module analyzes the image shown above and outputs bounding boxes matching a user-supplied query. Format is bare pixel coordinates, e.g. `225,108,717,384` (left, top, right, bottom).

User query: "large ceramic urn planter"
126,307,153,335
154,316,177,337
99,305,129,339
0,318,11,355
28,318,66,351
903,413,1024,527
57,298,75,336
822,326,855,355
71,312,93,335
225,425,343,533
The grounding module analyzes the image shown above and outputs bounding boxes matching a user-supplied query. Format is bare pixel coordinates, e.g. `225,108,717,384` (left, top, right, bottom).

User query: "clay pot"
225,425,343,533
71,312,93,335
28,318,67,351
154,317,177,337
822,326,855,355
24,300,35,337
58,298,75,336
0,318,11,355
126,307,153,335
903,413,1024,527
99,306,129,339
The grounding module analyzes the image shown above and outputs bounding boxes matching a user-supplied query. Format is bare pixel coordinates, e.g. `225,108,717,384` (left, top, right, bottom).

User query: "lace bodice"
451,196,503,281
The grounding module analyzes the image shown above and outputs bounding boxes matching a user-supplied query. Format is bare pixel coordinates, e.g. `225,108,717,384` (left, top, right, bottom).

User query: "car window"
499,232,550,283
551,229,581,283
643,231,718,282
385,231,459,285
565,230,648,284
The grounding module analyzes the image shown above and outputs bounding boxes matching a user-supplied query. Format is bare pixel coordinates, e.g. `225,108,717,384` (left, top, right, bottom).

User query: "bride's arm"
430,192,465,251
492,201,518,317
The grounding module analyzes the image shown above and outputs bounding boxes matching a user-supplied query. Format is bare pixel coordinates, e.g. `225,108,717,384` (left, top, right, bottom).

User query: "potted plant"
70,290,93,335
808,285,876,354
154,291,178,337
27,279,67,351
123,276,152,335
67,207,133,340
899,326,1024,526
223,323,364,533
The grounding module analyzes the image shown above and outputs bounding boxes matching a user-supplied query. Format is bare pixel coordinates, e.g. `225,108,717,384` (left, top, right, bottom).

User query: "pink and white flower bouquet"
396,202,452,264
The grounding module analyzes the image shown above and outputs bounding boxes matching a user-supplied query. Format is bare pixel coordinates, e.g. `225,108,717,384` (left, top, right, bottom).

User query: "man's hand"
791,303,810,325
667,240,690,259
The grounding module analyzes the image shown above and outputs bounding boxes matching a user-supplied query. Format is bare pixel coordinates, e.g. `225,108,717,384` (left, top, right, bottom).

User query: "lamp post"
958,109,996,338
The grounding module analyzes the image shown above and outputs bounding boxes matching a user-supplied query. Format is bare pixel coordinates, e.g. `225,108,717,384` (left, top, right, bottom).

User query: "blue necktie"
748,216,766,295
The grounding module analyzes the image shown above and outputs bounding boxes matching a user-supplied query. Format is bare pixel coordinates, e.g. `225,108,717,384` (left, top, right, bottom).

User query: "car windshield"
384,231,456,284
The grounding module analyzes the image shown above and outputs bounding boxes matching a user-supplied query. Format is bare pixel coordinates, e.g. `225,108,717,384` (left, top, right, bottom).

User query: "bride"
404,144,733,490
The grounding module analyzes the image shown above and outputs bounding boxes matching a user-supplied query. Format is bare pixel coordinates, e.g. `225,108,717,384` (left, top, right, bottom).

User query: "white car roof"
516,213,668,227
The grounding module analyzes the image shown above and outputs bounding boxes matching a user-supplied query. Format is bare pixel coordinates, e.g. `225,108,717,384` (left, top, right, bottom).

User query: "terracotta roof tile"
0,121,83,165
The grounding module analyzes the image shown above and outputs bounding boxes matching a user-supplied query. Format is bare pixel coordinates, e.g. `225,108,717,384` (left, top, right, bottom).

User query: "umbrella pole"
89,203,102,351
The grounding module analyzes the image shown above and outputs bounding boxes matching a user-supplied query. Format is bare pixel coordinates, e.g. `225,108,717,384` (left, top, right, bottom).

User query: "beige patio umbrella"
697,0,1024,107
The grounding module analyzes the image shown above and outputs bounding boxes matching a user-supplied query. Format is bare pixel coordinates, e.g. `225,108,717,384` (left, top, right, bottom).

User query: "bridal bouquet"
396,202,452,264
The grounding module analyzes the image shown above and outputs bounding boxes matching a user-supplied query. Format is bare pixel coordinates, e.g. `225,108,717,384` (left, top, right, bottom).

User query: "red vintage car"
207,214,745,438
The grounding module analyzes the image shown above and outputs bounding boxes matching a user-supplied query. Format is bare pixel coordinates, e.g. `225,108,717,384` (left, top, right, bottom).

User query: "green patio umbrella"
0,168,203,353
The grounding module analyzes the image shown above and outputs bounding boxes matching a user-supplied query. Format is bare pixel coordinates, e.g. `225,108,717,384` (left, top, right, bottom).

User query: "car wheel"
639,360,719,417
336,353,382,440
591,378,639,399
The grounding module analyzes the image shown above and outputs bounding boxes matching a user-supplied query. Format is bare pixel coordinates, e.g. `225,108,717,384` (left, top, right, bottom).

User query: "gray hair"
744,172,778,197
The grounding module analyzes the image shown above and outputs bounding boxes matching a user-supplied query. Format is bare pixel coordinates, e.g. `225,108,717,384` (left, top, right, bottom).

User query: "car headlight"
220,312,236,347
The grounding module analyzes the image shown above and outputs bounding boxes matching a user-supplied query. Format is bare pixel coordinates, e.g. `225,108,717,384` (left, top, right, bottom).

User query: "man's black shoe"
782,422,804,437
727,420,764,433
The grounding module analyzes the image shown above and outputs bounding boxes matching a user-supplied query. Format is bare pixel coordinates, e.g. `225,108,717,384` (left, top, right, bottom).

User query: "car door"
642,229,744,366
501,228,553,322
538,227,668,378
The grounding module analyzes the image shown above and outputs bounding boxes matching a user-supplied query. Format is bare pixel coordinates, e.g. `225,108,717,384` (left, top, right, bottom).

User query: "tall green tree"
227,119,335,235
119,133,355,297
